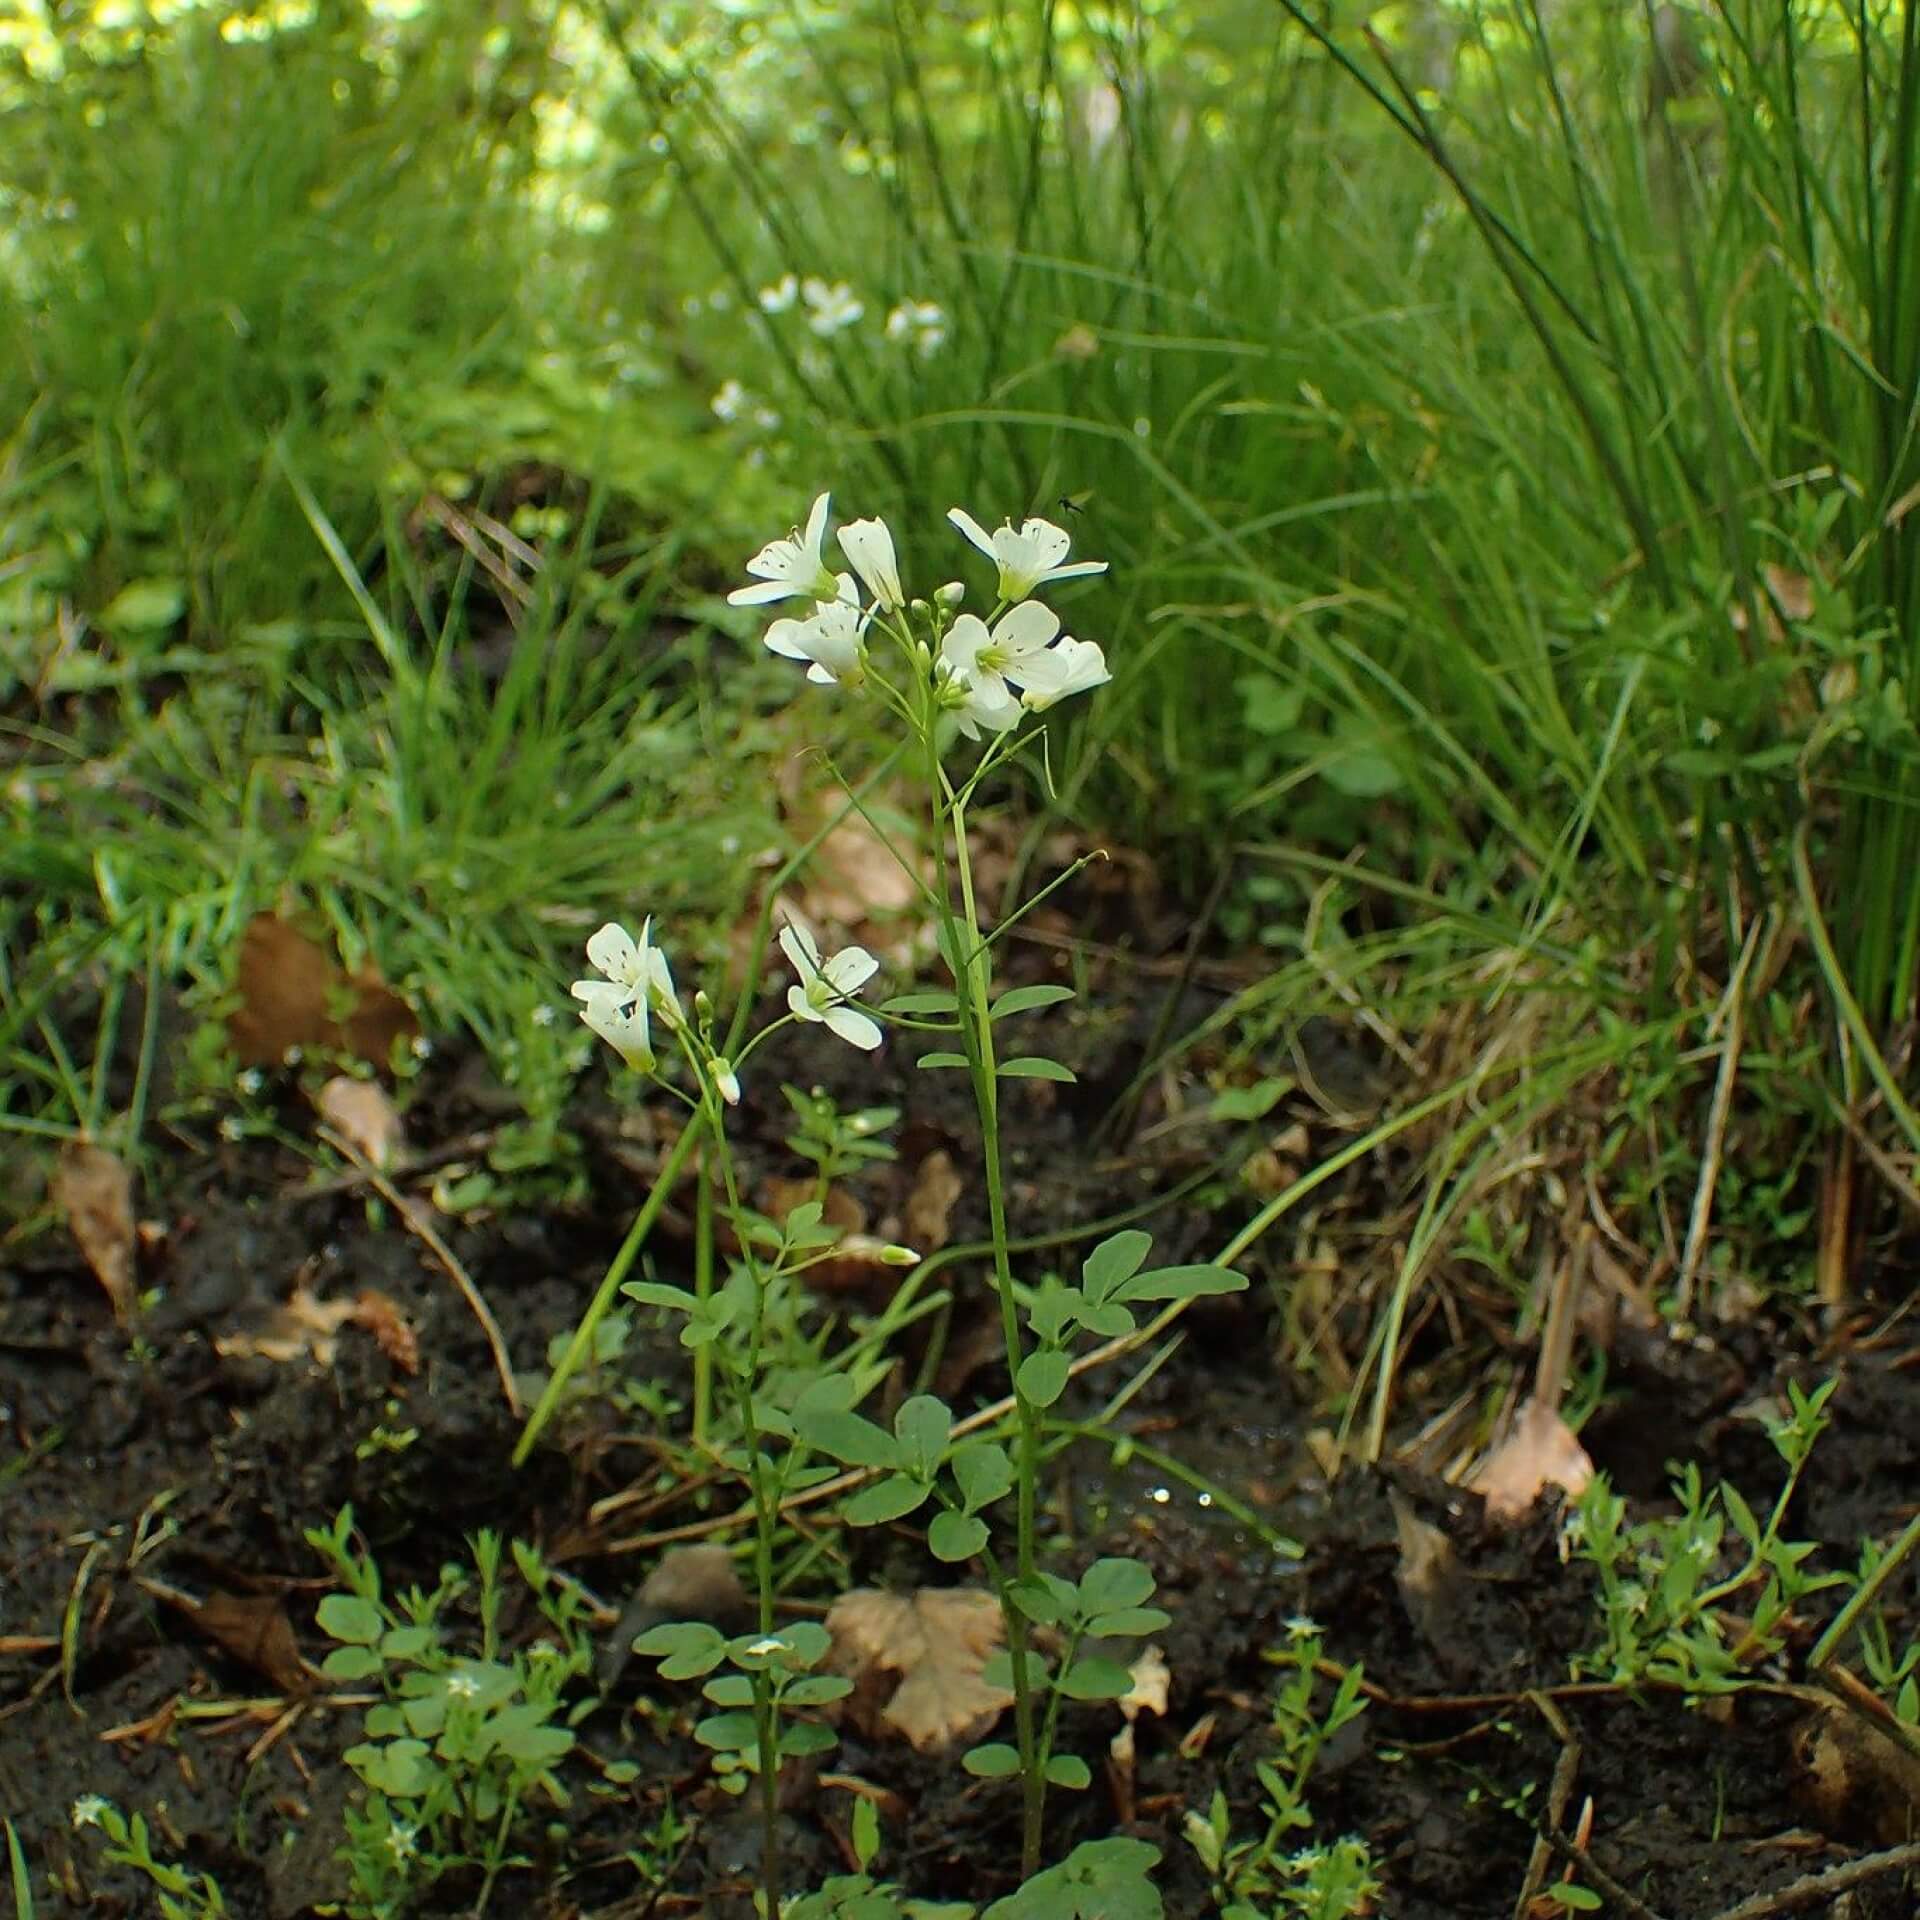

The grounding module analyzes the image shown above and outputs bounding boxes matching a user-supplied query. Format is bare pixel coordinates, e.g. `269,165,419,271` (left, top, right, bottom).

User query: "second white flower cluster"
571,914,882,1097
728,494,1112,742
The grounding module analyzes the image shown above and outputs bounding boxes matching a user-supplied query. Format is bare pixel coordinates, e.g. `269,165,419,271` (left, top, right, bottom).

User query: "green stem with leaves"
924,733,1046,1876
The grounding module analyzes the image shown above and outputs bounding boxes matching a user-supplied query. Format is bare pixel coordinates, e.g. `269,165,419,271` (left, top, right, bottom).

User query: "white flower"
71,1794,110,1830
571,918,679,1071
758,273,798,313
446,1672,481,1699
885,299,948,356
729,493,848,607
763,595,865,687
1017,636,1110,710
386,1821,418,1862
744,1635,788,1658
711,1057,742,1106
710,379,748,422
837,516,904,611
939,663,1024,742
780,922,882,1051
802,277,863,335
947,508,1108,603
939,601,1061,708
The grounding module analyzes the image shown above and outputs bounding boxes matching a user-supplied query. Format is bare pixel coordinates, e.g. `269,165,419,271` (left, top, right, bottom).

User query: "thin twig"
1513,1690,1582,1920
1700,1839,1920,1920
318,1126,520,1417
1676,911,1767,1318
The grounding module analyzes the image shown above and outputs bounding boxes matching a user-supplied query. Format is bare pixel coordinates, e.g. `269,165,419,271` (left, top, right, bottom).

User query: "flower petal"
1011,519,1073,573
586,922,641,985
729,579,798,606
803,492,831,556
786,982,817,1023
820,945,878,995
993,600,1060,658
941,613,991,674
1039,559,1108,584
824,1003,883,1051
946,507,998,562
779,923,819,982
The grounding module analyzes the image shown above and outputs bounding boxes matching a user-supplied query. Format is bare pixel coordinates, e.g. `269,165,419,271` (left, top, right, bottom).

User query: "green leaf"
1009,1573,1074,1627
1016,1350,1070,1408
317,1593,385,1646
1081,1231,1152,1301
1206,1077,1292,1122
998,1056,1076,1082
633,1621,727,1679
1323,746,1402,797
928,1512,989,1562
1045,1754,1092,1790
1113,1262,1247,1303
917,1051,969,1071
894,1395,952,1479
1078,1558,1157,1616
779,1720,839,1757
842,1475,930,1525
321,1644,384,1681
991,984,1075,1018
782,1674,853,1708
951,1441,1015,1514
794,1408,901,1470
1089,1606,1170,1637
622,1281,702,1314
345,1737,433,1798
883,990,959,1016
100,577,186,632
961,1741,1021,1778
703,1674,754,1707
694,1710,759,1752
782,1622,834,1668
1058,1656,1136,1701
380,1625,435,1661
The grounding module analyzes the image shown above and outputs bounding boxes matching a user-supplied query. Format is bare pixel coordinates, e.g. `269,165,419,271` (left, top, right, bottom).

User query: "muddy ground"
6,910,1920,1920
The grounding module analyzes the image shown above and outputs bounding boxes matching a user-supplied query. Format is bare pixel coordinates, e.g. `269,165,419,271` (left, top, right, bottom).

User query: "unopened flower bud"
910,596,930,614
711,1056,742,1106
880,1243,920,1266
935,580,965,608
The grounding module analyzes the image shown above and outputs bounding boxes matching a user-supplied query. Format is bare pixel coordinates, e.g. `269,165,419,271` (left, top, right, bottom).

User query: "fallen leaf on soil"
351,1288,419,1374
902,1150,963,1254
316,1076,404,1168
1470,1397,1595,1526
215,1284,358,1368
1390,1487,1468,1660
227,912,417,1070
826,1587,1013,1753
1727,561,1816,641
148,1586,309,1695
53,1140,137,1324
1119,1644,1170,1722
757,1176,866,1238
641,1544,748,1623
1792,1701,1920,1845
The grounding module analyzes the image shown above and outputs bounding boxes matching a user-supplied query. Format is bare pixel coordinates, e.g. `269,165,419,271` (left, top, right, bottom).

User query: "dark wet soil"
7,923,1920,1920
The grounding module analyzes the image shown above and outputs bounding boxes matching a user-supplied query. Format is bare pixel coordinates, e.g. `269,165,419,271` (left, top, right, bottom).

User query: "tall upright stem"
930,748,1047,1875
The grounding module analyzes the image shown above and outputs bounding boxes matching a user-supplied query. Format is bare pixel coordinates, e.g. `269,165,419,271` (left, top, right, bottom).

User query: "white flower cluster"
728,494,1110,741
757,275,948,355
570,913,881,1087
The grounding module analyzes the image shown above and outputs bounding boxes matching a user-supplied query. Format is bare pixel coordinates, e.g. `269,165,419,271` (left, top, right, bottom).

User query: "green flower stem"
684,1059,784,1912
693,1149,715,1449
513,1109,709,1465
925,732,1046,1877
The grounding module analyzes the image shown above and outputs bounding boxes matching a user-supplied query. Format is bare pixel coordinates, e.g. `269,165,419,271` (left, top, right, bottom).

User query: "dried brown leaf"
227,912,417,1070
215,1284,358,1368
1470,1397,1595,1526
1119,1644,1170,1722
317,1076,404,1169
53,1140,137,1324
826,1587,1013,1753
179,1590,309,1694
641,1544,748,1624
350,1288,419,1374
903,1150,963,1254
